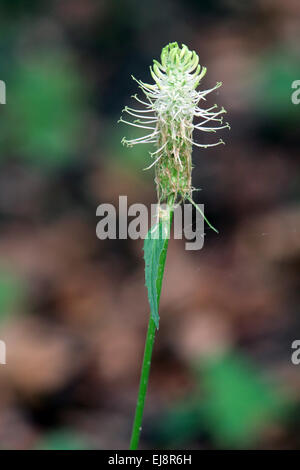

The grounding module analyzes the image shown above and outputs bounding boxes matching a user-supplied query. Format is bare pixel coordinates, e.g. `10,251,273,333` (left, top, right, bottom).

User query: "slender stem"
130,197,174,450
129,315,157,450
187,196,218,233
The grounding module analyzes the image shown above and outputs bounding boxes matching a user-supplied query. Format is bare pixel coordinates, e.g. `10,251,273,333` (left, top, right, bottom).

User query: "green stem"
129,315,157,450
130,197,174,450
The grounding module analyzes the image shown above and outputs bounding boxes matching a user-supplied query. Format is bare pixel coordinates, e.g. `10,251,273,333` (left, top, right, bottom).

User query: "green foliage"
150,351,292,448
0,53,86,168
143,215,171,328
255,50,300,125
149,400,203,448
108,126,153,174
200,352,290,447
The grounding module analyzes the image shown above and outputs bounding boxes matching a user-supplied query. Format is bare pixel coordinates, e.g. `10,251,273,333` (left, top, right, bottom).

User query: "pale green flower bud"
119,42,229,205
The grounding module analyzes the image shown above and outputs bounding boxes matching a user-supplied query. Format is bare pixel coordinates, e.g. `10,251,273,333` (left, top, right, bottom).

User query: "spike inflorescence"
119,42,229,204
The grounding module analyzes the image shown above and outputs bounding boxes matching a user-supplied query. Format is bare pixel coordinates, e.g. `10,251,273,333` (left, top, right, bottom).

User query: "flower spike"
119,42,229,204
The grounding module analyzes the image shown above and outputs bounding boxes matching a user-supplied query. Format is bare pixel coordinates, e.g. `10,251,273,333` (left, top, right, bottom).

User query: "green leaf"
143,213,171,329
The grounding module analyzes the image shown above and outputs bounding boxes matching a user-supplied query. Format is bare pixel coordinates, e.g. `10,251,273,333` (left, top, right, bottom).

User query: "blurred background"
0,0,299,450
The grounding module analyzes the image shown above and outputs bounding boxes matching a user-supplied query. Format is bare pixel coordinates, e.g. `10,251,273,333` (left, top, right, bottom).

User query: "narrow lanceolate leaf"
143,213,171,329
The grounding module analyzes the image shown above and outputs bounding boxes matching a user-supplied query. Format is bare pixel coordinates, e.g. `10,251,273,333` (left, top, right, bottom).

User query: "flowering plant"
119,42,229,449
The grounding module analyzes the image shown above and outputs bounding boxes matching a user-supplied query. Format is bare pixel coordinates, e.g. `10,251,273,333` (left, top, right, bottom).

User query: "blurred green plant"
149,351,292,449
254,50,300,126
35,429,89,450
200,352,290,447
0,268,24,323
107,126,153,176
0,53,86,168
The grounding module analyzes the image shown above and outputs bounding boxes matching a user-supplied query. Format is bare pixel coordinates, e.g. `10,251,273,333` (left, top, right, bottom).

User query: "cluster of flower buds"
119,42,229,205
